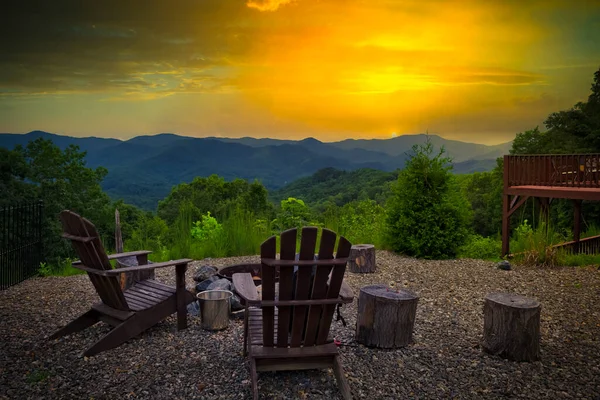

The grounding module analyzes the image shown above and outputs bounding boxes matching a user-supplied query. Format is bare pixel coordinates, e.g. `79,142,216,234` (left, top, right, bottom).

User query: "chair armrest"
104,259,192,276
71,264,110,276
72,250,153,266
232,273,259,303
262,258,348,267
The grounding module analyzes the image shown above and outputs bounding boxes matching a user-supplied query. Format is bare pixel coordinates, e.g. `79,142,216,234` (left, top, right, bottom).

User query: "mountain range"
0,131,511,209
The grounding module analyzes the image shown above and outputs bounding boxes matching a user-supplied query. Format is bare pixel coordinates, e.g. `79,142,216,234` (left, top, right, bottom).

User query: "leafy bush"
385,138,472,259
272,197,312,231
457,235,501,260
191,212,224,242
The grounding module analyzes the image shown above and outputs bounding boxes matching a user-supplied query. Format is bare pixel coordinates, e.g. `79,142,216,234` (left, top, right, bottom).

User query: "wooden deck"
502,154,600,256
506,185,600,201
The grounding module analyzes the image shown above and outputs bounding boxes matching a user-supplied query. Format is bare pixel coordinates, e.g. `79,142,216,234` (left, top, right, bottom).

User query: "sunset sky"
1,0,599,144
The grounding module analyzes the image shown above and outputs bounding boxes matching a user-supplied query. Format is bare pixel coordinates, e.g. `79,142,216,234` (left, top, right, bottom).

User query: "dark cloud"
0,0,254,94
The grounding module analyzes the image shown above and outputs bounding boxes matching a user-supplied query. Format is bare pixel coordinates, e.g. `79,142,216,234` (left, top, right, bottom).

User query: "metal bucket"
196,290,233,331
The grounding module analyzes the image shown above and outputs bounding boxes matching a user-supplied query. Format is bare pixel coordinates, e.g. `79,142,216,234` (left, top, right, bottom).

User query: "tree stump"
348,244,376,273
356,284,418,348
482,292,541,362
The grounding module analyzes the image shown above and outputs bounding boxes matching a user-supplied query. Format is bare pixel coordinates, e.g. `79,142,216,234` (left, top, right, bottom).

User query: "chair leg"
83,314,149,357
250,357,258,400
243,307,249,356
333,355,352,400
49,309,99,340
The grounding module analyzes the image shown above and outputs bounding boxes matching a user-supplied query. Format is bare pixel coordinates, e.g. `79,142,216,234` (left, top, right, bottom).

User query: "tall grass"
510,221,566,267
160,205,271,260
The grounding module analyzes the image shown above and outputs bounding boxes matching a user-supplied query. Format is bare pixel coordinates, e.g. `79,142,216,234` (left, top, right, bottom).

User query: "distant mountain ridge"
0,131,512,209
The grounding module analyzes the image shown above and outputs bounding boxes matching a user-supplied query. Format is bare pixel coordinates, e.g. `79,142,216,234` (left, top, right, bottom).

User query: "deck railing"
505,154,600,188
551,234,600,255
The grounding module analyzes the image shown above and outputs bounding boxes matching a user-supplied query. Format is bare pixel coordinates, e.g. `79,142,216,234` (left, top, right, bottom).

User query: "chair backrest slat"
276,228,297,347
261,227,350,348
316,235,351,344
303,228,337,346
260,235,277,347
60,210,129,310
289,227,318,346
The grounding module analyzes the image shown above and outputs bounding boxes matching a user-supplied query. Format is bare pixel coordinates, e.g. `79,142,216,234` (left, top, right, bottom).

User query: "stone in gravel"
207,278,232,291
195,276,218,292
497,260,511,271
193,265,218,282
187,300,200,316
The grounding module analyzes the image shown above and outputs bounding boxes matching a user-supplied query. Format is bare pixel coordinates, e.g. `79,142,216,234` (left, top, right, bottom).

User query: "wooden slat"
316,235,351,344
290,227,317,347
276,228,296,347
252,342,338,359
262,258,348,267
127,284,171,301
260,236,277,347
255,356,334,372
123,296,155,310
136,279,176,295
304,228,336,346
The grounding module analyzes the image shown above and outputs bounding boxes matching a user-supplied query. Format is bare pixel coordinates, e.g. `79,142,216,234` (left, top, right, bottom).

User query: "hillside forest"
2,68,600,274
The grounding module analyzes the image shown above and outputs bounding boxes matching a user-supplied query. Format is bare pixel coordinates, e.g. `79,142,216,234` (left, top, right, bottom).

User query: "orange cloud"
246,0,296,12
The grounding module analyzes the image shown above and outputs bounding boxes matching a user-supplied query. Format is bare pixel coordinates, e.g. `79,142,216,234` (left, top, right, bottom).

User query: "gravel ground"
1,250,599,399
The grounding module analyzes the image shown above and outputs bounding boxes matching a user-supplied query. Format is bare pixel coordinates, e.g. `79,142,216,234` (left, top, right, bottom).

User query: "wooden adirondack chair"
233,227,355,400
49,210,195,357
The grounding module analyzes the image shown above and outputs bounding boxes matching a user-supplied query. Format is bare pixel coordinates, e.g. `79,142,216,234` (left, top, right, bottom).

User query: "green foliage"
157,175,273,226
1,139,113,265
457,165,503,237
510,220,566,267
272,197,312,231
191,212,223,242
271,168,396,212
457,235,502,260
125,213,169,258
37,258,83,277
385,138,472,259
561,253,600,267
323,200,385,247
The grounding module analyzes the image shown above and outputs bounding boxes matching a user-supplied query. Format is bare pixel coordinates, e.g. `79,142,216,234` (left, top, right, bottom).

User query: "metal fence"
1,201,43,290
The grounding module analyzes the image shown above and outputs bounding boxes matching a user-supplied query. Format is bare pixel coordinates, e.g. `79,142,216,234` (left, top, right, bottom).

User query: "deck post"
573,200,582,254
502,156,510,257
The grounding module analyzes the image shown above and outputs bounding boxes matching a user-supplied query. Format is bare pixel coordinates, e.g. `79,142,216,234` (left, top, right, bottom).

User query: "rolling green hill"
0,131,509,209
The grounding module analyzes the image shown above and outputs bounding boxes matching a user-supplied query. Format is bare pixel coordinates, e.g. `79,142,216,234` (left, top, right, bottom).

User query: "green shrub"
457,235,501,260
191,212,224,242
385,138,472,259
